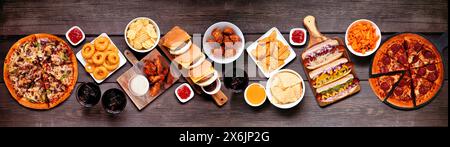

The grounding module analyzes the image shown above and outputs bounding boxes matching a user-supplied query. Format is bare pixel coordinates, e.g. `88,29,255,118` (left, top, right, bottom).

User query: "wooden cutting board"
301,15,361,107
117,49,179,110
157,40,228,107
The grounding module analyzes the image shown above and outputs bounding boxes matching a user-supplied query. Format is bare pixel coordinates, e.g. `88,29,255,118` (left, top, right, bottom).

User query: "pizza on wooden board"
3,34,78,109
369,33,443,110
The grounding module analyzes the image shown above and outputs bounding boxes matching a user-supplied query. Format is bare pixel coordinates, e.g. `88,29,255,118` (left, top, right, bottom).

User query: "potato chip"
133,40,143,49
127,29,137,40
142,39,154,49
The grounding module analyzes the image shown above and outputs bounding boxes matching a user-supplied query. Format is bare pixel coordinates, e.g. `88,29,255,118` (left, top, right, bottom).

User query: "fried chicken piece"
211,28,223,44
223,27,235,35
149,82,161,97
229,34,241,43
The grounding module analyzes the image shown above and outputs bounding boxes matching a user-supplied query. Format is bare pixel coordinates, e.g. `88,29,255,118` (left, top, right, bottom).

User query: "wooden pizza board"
301,15,361,107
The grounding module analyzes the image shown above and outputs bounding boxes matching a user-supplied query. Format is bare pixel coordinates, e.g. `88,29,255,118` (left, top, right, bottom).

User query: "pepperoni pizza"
369,33,444,110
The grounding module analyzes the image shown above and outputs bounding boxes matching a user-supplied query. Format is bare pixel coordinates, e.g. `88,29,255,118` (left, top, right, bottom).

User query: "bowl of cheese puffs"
124,17,160,53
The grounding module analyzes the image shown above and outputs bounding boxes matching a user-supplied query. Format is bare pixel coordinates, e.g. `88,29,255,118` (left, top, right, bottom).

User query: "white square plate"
76,33,127,83
246,27,296,78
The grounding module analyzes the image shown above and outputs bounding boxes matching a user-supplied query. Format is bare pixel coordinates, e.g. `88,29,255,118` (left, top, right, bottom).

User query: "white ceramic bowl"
345,19,381,57
203,22,245,64
201,78,221,95
266,69,305,109
65,26,85,46
176,83,194,103
289,28,307,46
124,17,160,53
244,83,267,107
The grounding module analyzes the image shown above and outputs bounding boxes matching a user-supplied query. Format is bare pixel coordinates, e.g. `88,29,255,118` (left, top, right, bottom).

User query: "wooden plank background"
0,0,448,127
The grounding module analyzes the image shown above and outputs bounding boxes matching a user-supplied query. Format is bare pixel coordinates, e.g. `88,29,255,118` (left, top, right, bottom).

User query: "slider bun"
188,54,206,69
196,70,219,87
169,39,192,55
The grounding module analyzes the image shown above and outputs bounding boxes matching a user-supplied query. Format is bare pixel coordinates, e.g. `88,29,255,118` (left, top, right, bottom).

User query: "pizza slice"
372,53,408,74
369,73,402,101
409,44,442,68
384,42,409,67
404,38,423,64
386,72,414,108
42,63,74,108
412,77,440,106
411,64,444,84
14,70,49,109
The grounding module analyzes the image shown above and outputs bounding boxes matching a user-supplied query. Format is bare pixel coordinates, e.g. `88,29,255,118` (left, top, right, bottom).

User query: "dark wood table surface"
0,0,448,127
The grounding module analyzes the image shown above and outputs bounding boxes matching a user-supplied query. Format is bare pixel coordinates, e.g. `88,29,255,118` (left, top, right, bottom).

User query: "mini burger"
301,39,343,70
173,43,206,69
161,26,192,55
189,60,218,87
316,74,360,103
309,58,352,88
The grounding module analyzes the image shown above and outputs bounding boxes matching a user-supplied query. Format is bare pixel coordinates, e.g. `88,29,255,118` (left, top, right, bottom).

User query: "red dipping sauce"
177,85,191,99
291,30,305,43
68,28,83,44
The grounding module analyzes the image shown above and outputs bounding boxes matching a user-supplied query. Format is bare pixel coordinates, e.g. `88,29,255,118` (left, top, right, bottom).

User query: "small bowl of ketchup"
66,26,85,46
289,28,307,46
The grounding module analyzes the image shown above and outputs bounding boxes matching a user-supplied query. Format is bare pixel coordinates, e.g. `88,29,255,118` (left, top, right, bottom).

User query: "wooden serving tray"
157,35,228,107
117,49,179,110
301,15,361,107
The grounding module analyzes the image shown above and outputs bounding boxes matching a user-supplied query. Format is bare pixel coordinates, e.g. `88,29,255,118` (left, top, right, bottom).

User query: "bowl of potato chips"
124,17,160,53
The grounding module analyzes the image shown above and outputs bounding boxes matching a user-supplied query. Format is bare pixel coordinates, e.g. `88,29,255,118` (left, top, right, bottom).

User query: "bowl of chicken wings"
203,22,245,64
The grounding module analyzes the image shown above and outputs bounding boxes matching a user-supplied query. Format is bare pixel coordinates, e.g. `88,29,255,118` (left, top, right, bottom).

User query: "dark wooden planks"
0,0,447,36
0,81,447,127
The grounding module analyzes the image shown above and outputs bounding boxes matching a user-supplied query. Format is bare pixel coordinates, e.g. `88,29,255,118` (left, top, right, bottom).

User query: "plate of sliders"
158,26,229,106
77,33,126,83
301,15,361,107
246,27,296,78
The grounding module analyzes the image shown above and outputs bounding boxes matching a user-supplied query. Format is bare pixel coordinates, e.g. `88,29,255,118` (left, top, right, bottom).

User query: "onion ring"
94,36,110,51
103,60,119,71
105,44,118,53
85,63,96,73
106,52,120,65
81,43,95,59
93,66,108,80
92,52,106,65
86,58,94,64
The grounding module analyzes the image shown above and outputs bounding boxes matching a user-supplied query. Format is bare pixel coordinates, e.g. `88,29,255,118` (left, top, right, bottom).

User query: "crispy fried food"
93,66,108,80
106,52,119,65
223,27,235,35
251,30,290,73
85,63,96,73
229,34,241,42
103,60,119,71
149,82,161,97
94,36,110,51
92,52,106,65
212,28,224,44
208,27,242,58
82,43,95,59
